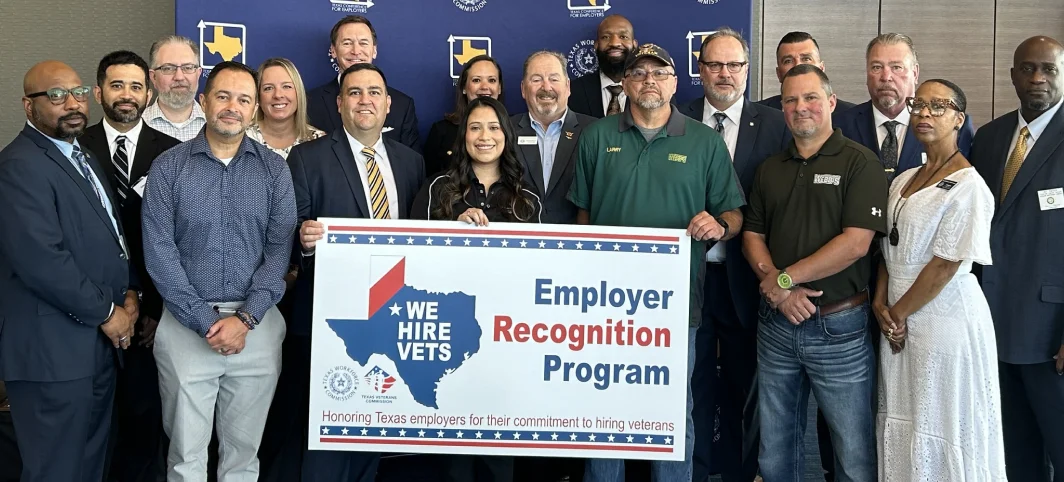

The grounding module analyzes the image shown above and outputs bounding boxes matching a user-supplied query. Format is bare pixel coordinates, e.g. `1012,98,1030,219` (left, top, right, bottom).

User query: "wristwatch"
777,269,794,290
717,217,730,239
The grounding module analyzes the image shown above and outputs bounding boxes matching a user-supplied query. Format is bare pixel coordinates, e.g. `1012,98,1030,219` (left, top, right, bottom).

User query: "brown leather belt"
819,291,868,316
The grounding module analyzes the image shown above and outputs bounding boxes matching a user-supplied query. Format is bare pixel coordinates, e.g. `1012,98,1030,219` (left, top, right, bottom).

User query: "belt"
818,291,867,316
212,301,246,314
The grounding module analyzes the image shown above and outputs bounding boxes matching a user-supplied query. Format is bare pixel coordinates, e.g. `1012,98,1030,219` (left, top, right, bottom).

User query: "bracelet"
235,310,258,330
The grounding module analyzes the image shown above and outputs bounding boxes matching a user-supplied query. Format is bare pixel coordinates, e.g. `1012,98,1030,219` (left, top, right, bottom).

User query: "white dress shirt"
701,98,744,262
872,106,910,156
345,130,399,219
599,71,626,115
1009,97,1063,163
102,119,143,179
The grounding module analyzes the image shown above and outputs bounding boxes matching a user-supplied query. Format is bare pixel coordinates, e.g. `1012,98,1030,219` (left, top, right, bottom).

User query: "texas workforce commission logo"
568,0,611,18
330,0,374,14
568,40,598,78
197,20,245,70
687,30,716,84
448,35,492,80
324,366,360,401
454,0,487,12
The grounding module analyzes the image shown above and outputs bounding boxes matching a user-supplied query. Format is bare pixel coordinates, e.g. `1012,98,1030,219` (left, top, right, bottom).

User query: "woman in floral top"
246,57,325,159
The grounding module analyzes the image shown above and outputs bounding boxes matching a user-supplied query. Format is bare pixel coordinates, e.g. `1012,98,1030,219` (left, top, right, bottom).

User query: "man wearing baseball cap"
569,43,746,482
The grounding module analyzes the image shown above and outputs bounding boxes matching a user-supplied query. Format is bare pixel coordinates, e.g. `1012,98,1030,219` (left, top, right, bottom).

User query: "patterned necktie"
880,120,900,181
1000,126,1030,201
362,146,391,219
713,112,727,135
606,85,623,116
112,135,130,201
71,145,104,205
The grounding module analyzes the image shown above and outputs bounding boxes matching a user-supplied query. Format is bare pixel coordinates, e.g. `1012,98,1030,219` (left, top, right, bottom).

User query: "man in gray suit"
971,35,1064,482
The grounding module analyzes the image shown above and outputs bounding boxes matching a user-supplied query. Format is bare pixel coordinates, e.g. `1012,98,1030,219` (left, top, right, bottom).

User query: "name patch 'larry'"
813,174,841,186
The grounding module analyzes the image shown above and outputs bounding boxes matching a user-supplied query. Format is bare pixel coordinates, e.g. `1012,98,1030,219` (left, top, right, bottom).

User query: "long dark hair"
432,96,535,221
444,55,505,124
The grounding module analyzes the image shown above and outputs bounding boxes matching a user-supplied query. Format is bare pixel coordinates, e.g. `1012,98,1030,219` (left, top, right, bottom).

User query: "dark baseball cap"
623,43,676,72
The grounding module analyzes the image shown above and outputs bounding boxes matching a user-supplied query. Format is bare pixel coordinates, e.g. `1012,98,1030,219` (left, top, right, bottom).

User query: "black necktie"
112,135,130,201
880,120,900,181
606,85,623,116
713,112,727,135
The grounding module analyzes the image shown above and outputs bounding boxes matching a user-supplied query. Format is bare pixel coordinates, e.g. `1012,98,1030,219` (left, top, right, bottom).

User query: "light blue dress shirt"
531,112,566,190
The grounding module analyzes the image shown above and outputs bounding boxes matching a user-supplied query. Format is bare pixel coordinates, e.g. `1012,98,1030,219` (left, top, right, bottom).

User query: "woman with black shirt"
422,55,505,178
413,96,541,227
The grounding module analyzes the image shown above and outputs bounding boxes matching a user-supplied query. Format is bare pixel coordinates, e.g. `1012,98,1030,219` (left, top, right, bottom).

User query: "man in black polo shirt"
742,63,887,482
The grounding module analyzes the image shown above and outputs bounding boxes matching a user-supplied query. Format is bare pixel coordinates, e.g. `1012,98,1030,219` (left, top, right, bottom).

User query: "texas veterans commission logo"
323,366,359,401
197,20,245,71
454,0,487,12
568,40,597,78
568,0,611,18
330,0,374,14
449,35,492,81
361,365,400,404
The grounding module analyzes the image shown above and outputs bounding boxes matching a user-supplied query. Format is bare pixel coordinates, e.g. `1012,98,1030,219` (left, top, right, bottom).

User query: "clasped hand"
206,316,249,356
756,263,822,325
873,300,907,354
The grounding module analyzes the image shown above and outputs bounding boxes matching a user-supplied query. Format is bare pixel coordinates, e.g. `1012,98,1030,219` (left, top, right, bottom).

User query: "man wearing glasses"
0,60,137,482
569,44,746,482
678,27,790,482
144,36,206,141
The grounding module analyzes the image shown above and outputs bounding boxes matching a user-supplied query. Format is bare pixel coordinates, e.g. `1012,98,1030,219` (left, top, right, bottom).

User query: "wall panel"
993,0,1064,120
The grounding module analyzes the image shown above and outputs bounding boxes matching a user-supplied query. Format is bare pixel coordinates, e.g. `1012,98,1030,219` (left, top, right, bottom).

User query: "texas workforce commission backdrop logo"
686,30,715,85
568,40,597,78
323,366,360,401
454,0,487,12
568,0,611,18
448,35,492,81
197,20,245,70
330,0,374,14
696,0,721,4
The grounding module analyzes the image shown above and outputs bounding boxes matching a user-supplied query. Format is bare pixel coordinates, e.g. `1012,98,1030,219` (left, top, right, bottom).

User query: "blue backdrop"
176,0,753,144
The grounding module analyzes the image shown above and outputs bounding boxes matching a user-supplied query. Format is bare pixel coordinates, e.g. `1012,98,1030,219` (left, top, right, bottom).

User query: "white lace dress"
877,166,1007,481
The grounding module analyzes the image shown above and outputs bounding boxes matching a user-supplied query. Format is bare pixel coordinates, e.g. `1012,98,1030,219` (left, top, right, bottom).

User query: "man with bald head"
971,35,1064,482
568,14,637,118
0,61,137,482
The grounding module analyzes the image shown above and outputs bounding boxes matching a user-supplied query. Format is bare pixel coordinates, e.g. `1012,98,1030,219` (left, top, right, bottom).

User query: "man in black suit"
79,50,180,482
513,51,595,225
307,15,420,150
568,14,636,118
971,35,1064,482
290,63,425,482
678,28,789,482
0,60,137,482
759,32,856,114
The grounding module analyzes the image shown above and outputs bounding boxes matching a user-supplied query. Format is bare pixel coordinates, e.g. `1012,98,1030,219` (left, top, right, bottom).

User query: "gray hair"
700,27,751,63
149,35,199,69
522,50,569,80
866,33,919,66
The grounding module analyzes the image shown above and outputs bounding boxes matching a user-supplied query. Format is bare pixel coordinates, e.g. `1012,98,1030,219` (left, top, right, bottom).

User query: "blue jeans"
756,301,875,482
583,327,697,482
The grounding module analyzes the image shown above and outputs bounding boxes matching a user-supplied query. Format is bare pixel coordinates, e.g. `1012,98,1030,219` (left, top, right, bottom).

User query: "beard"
1024,97,1053,112
158,84,196,110
789,115,820,139
596,47,631,79
208,111,246,138
33,108,87,140
707,83,743,105
635,95,667,110
532,89,561,118
102,98,145,124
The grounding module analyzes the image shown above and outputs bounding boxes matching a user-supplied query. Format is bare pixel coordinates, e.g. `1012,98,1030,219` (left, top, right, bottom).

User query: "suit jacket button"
120,253,127,260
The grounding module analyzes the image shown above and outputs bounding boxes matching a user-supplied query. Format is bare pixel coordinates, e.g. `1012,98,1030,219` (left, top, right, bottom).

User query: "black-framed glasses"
625,68,676,82
26,86,92,105
153,63,199,75
698,61,748,73
905,97,962,116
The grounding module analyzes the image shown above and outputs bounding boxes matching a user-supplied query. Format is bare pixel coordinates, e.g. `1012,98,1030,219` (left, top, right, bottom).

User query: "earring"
954,126,960,131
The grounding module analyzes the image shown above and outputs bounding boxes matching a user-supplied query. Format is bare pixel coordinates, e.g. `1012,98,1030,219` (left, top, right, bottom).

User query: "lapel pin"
749,122,754,126
565,131,574,140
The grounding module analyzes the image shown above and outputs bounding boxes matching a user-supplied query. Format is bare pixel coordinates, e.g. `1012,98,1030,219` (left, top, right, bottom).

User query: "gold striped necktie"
362,146,391,219
1000,125,1030,202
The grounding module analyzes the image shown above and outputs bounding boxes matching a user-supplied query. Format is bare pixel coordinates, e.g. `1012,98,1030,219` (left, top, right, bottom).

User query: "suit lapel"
985,115,1019,205
130,126,157,183
331,131,371,218
733,101,759,179
898,125,922,170
516,115,545,193
587,75,605,118
859,105,881,155
1000,108,1064,215
381,138,411,218
546,111,581,196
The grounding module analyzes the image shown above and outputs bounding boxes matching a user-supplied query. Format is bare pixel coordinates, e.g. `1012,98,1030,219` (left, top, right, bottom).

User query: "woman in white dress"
873,79,1007,481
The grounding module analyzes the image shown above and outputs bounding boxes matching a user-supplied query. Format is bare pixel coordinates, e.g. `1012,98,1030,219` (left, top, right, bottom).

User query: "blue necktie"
71,145,104,204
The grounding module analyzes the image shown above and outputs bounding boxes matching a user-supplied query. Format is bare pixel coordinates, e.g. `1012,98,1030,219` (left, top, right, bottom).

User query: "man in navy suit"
290,63,425,482
0,60,137,482
758,32,856,114
678,28,790,482
836,33,974,184
307,15,420,150
971,35,1064,482
568,15,636,118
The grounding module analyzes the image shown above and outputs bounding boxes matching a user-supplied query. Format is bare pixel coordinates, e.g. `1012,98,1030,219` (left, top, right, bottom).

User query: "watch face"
778,272,792,289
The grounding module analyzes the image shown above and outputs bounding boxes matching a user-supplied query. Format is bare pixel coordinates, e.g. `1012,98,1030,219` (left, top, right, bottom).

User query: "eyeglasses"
26,86,92,105
625,68,676,82
698,61,748,73
153,63,199,75
905,97,962,116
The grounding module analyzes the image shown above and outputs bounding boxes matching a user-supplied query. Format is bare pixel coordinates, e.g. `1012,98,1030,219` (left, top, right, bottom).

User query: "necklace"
888,149,961,247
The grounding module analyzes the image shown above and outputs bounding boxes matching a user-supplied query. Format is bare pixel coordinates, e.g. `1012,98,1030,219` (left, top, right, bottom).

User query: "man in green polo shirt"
568,43,745,482
742,63,887,482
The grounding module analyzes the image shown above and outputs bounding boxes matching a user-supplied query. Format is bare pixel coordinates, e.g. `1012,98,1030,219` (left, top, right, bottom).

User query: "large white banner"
308,219,692,461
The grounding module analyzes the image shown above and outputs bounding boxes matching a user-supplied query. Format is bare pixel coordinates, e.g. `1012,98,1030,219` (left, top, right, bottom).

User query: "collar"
704,97,744,125
1018,97,1064,142
344,128,386,158
600,70,622,90
872,104,910,128
187,129,259,163
145,101,206,124
102,119,144,149
26,120,79,158
618,104,687,137
785,128,847,161
531,108,568,132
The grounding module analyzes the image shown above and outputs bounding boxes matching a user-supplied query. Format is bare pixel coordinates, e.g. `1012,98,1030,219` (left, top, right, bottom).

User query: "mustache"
59,112,88,123
535,89,558,101
217,110,243,121
111,99,141,109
